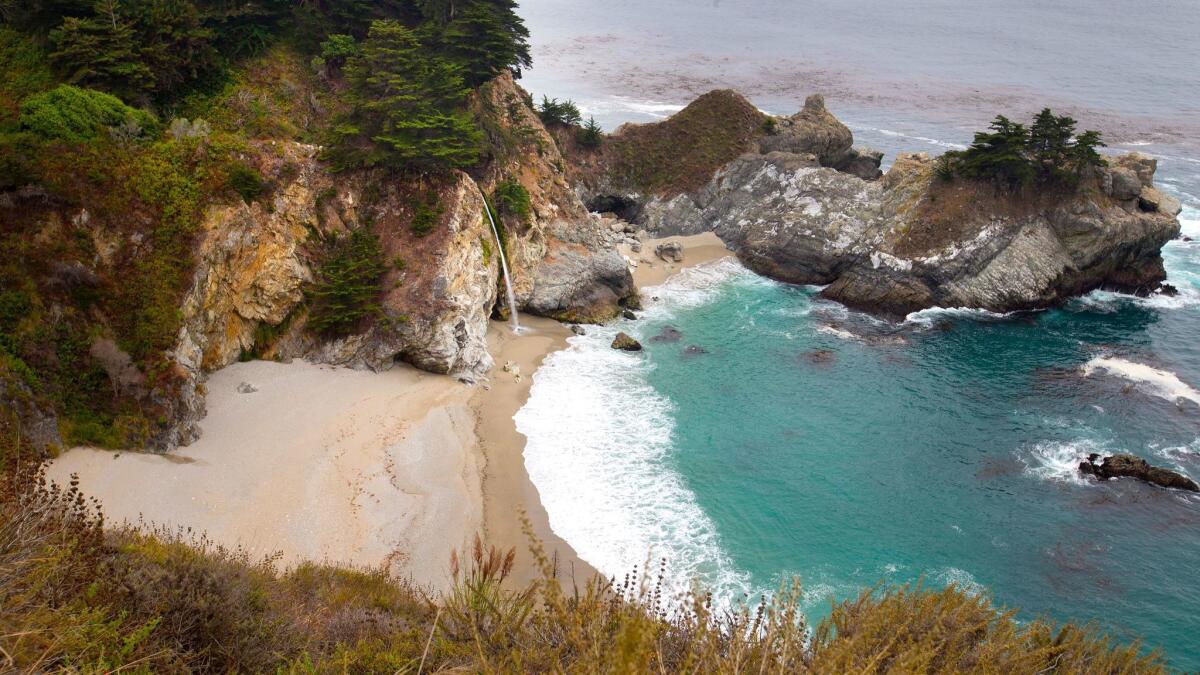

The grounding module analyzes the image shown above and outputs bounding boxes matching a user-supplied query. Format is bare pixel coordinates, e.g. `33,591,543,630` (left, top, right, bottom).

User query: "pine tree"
307,228,387,337
326,19,481,172
436,0,531,87
49,12,153,100
576,116,603,148
958,115,1034,190
1028,108,1076,185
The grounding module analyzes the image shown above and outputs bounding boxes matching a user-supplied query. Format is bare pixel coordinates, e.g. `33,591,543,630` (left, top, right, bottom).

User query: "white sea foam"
1021,440,1103,485
932,567,983,595
903,306,1015,327
516,258,756,607
1081,357,1200,407
874,128,968,150
816,325,858,341
584,96,686,120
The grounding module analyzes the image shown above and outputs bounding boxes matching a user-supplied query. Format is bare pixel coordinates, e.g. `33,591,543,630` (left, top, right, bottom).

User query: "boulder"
758,94,854,167
570,324,586,335
1109,167,1142,201
1139,186,1183,217
834,146,884,181
611,332,643,351
655,242,685,263
1078,453,1199,492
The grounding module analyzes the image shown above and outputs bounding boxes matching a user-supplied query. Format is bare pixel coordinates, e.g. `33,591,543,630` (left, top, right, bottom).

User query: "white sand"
48,359,480,593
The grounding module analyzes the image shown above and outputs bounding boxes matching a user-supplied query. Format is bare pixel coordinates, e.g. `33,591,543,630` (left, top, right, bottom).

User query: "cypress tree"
436,0,531,87
326,19,481,172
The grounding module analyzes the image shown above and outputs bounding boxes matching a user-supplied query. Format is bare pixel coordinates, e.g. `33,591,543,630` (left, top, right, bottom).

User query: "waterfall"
480,185,521,332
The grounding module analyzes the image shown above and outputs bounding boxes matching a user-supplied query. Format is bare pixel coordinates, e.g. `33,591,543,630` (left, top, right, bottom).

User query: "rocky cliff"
571,92,1180,318
472,74,636,322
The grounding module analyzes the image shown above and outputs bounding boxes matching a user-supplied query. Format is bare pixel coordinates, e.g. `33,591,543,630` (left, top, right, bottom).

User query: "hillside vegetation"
0,459,1165,673
0,0,530,456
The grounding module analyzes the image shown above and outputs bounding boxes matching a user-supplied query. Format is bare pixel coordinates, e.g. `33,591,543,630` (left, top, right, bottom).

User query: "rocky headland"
567,92,1182,319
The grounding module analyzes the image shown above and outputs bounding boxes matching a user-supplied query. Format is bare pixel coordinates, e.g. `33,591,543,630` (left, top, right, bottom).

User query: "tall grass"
0,462,1166,673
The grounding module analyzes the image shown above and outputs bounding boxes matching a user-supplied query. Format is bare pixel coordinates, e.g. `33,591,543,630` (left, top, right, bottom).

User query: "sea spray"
479,184,520,332
516,259,758,606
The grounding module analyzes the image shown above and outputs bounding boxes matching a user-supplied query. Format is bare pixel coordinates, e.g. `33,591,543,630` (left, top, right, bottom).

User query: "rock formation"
611,332,643,351
1079,453,1199,492
570,91,1180,318
473,74,636,323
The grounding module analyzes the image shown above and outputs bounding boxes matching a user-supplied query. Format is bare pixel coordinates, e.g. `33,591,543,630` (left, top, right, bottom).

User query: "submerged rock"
682,345,709,357
650,326,684,342
1079,453,1199,492
611,332,643,351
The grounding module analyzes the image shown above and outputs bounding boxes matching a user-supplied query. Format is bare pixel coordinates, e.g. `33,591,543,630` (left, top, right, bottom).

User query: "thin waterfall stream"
480,186,521,332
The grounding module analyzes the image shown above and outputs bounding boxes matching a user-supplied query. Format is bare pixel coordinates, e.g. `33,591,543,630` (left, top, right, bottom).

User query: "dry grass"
0,459,1167,673
569,90,766,198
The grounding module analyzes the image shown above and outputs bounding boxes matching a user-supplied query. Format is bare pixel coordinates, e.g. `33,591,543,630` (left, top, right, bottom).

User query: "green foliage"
576,115,604,149
317,33,358,69
18,84,155,143
226,162,265,203
411,193,444,236
307,228,387,337
492,178,530,221
325,20,481,172
0,28,54,128
942,109,1107,191
433,0,532,87
538,95,581,126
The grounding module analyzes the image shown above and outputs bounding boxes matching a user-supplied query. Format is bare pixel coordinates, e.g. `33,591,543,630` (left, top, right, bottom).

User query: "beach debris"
502,360,522,382
611,332,643,352
1078,453,1198,492
237,382,258,394
655,242,684,263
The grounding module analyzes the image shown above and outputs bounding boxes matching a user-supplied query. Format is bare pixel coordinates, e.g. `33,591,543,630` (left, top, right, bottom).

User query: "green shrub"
227,163,265,203
575,115,604,149
537,95,581,126
307,229,386,337
411,195,444,237
18,85,156,144
493,178,531,221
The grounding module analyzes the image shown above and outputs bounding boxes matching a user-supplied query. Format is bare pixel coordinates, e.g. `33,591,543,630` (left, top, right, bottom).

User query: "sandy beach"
48,232,732,592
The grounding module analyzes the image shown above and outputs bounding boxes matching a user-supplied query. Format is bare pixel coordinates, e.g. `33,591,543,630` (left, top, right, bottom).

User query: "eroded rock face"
171,145,500,446
820,152,1181,316
1079,453,1199,492
474,73,636,323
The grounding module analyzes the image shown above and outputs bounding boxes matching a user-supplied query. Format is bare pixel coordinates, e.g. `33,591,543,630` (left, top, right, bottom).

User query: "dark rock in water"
1159,283,1179,297
570,324,586,336
1079,453,1199,492
682,345,708,357
655,242,685,263
803,348,836,365
650,326,684,343
622,309,638,320
611,332,643,351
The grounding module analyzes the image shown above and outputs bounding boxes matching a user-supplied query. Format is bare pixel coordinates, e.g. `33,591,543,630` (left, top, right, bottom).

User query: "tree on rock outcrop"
325,19,481,172
421,0,531,87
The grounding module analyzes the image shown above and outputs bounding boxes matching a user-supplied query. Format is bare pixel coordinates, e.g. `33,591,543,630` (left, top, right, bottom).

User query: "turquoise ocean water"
514,0,1200,666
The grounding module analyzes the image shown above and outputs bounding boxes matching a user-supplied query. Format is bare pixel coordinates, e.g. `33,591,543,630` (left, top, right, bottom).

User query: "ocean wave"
904,306,1016,326
1081,357,1200,407
874,128,967,150
932,567,984,596
1068,286,1200,312
816,324,858,341
517,260,755,607
1021,440,1103,485
584,96,686,120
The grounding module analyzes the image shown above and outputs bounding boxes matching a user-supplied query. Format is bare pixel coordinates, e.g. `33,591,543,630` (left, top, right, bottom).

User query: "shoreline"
46,232,733,593
478,232,732,583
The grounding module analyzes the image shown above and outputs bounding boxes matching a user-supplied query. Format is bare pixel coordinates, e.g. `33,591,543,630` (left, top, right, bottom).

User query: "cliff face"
166,143,499,446
820,152,1181,315
473,74,636,322
568,91,1180,318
